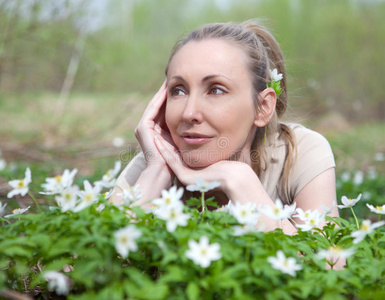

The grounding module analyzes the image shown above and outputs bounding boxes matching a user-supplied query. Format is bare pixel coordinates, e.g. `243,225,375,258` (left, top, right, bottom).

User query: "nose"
182,94,204,124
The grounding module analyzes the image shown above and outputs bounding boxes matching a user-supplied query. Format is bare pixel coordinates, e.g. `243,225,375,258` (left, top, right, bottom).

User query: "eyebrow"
170,74,232,83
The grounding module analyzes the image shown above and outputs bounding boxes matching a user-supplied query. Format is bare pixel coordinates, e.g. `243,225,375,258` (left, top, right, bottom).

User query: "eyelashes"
169,85,228,97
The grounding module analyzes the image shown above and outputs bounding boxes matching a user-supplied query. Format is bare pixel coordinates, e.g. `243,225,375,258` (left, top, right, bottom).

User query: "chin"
180,150,222,168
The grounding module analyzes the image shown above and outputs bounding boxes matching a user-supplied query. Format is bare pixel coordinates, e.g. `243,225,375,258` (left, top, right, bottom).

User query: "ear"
253,87,277,127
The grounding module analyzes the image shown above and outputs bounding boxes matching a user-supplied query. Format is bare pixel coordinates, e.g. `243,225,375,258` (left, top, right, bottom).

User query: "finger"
154,124,174,145
142,80,168,120
154,135,186,175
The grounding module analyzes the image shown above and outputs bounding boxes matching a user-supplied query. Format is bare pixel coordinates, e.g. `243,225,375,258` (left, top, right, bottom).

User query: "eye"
170,87,186,97
208,87,226,95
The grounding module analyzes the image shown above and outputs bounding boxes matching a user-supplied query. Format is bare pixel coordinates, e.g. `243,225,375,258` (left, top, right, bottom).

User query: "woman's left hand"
153,132,258,201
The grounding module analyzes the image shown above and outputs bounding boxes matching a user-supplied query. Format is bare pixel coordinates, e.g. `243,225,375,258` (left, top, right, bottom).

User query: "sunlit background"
0,0,384,179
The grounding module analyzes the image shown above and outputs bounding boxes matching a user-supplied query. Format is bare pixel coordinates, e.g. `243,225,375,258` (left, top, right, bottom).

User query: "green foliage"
1,185,385,299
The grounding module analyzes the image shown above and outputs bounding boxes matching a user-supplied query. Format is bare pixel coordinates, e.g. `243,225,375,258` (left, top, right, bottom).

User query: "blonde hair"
165,20,296,203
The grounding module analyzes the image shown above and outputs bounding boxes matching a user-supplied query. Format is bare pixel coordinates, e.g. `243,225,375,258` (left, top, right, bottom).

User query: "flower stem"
201,192,206,213
29,191,43,212
350,207,359,229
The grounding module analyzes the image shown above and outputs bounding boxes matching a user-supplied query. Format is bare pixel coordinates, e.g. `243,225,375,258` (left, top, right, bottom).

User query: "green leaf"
186,281,200,300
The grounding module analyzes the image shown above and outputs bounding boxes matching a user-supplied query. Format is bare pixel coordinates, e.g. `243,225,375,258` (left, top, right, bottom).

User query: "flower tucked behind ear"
267,68,283,98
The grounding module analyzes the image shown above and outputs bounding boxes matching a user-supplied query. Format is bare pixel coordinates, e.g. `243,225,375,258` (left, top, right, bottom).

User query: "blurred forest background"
0,0,384,181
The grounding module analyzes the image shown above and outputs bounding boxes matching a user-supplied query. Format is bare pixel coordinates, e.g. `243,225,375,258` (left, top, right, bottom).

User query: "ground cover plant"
1,162,385,299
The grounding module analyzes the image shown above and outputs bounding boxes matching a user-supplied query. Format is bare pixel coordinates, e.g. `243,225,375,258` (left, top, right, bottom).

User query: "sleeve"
289,125,336,199
116,152,147,187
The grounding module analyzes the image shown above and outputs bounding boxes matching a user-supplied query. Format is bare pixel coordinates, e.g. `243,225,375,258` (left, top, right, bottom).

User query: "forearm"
111,164,172,209
221,164,297,234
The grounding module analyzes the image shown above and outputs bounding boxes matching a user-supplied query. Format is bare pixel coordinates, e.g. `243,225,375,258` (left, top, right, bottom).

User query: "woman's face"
165,39,258,168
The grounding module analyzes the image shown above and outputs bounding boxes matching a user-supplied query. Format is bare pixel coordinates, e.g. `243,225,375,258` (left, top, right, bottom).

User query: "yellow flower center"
120,236,127,244
165,198,171,204
360,224,369,231
55,175,62,182
65,193,71,201
84,194,92,202
17,180,25,188
274,208,280,214
376,206,383,211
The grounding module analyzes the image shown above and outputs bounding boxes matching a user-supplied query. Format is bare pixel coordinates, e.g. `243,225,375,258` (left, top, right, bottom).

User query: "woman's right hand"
134,80,174,182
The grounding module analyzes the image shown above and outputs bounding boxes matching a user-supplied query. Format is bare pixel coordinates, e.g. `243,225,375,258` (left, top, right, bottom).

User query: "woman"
112,20,338,234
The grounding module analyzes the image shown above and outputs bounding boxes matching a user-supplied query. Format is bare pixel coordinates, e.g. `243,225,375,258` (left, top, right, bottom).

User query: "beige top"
118,124,335,205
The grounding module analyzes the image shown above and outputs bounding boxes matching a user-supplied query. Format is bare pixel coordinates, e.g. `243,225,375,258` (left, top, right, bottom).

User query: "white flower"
7,168,32,198
41,169,78,195
230,202,259,225
112,136,125,148
296,209,325,231
216,200,234,213
4,206,30,218
353,170,364,186
366,203,385,215
340,171,350,182
351,220,385,244
293,208,313,221
317,246,355,263
185,236,222,268
367,166,377,180
95,161,121,188
0,158,6,171
0,201,8,217
374,152,385,162
267,250,302,277
114,225,142,258
72,181,102,212
96,204,105,212
261,199,296,221
321,201,336,216
103,188,115,200
337,194,362,209
152,185,183,208
117,185,142,206
55,186,79,212
43,271,70,296
270,68,283,82
233,223,263,236
154,201,190,232
186,177,220,193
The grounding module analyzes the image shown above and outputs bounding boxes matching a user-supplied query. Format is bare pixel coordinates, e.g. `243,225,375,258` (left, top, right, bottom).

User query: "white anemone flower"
117,185,142,206
186,177,220,193
351,220,385,244
353,170,364,186
185,236,222,268
317,245,356,263
293,208,313,221
321,201,336,216
4,206,30,218
114,225,142,258
0,158,6,171
112,136,125,148
366,203,385,215
296,209,325,232
233,223,263,236
72,181,102,212
40,169,78,195
44,271,70,296
270,68,283,82
261,199,296,221
216,200,234,213
95,161,121,188
267,250,302,277
230,202,259,225
55,186,79,212
152,185,182,208
154,201,190,232
7,168,32,198
337,194,362,209
0,201,7,217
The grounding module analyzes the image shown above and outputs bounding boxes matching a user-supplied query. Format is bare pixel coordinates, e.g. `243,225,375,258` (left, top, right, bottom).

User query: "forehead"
167,39,250,80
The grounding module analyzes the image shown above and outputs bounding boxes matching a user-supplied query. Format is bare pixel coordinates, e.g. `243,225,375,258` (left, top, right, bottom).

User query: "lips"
180,132,213,145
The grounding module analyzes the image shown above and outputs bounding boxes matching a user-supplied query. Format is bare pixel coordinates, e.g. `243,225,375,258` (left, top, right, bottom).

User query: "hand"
134,80,175,183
